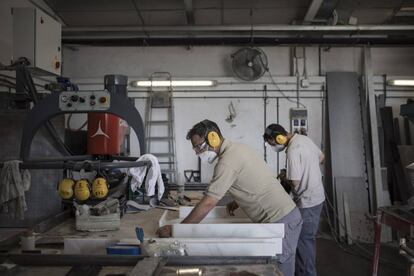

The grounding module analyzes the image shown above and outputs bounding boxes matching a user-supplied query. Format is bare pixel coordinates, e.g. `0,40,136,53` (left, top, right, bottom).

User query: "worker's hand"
226,201,239,216
277,169,287,182
156,225,172,238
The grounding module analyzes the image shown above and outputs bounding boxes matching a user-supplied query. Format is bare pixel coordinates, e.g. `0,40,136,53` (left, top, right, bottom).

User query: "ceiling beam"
184,0,194,25
303,0,324,23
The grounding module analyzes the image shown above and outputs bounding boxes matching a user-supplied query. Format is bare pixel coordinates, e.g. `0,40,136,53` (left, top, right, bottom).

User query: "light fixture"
387,79,414,86
130,80,216,87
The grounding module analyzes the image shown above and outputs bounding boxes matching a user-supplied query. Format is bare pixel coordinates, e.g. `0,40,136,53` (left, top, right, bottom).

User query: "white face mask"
272,144,286,152
198,150,218,164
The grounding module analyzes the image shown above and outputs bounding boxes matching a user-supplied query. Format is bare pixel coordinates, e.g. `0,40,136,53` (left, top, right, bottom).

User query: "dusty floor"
316,238,407,276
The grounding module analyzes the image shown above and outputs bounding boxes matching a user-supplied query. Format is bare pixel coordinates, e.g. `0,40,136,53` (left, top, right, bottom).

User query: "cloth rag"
128,154,164,200
0,160,31,219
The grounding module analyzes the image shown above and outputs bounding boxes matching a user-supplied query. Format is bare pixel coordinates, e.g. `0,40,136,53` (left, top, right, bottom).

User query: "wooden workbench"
1,193,281,275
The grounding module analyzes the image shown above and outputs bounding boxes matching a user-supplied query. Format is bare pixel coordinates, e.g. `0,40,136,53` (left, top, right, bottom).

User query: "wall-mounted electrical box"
290,108,308,135
13,7,61,75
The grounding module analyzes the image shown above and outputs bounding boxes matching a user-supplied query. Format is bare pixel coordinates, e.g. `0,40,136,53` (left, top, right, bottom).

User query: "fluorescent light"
387,79,414,86
131,80,216,87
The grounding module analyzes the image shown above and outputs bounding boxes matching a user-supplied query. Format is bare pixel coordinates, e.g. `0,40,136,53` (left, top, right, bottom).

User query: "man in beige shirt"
157,120,302,276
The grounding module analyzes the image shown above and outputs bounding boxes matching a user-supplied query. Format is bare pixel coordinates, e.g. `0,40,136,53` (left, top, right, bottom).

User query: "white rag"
128,154,165,200
0,160,31,219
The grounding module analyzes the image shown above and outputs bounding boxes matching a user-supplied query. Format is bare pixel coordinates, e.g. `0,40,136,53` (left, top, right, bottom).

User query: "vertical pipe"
318,46,322,76
383,74,387,106
296,74,300,108
263,85,267,162
276,97,280,173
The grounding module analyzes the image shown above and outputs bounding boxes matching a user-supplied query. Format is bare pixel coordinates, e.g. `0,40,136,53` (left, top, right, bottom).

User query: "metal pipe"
263,85,267,162
165,256,274,266
62,37,414,46
24,155,95,162
1,254,144,266
12,160,151,170
276,97,280,173
111,156,139,161
63,25,414,33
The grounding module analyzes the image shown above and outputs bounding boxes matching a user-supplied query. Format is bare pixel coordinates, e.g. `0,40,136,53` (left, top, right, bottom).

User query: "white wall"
60,44,414,185
1,0,414,186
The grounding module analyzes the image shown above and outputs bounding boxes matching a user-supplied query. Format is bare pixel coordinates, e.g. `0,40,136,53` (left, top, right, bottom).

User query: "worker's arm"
157,195,219,238
290,180,300,189
319,152,325,164
181,195,219,223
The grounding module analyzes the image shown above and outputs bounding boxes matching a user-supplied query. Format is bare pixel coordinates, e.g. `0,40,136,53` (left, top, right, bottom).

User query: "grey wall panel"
0,111,64,227
326,72,370,239
326,72,366,178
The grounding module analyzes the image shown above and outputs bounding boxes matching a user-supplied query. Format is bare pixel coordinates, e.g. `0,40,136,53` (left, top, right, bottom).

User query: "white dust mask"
198,150,218,164
272,144,286,152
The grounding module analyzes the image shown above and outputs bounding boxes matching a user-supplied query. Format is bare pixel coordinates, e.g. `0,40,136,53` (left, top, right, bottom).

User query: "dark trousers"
296,202,324,276
275,207,303,276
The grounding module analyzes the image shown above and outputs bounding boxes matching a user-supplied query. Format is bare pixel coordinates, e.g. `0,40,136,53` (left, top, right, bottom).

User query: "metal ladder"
145,72,177,185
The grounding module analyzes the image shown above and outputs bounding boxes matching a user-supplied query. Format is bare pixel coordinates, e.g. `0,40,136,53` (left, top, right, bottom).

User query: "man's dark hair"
263,124,287,141
186,119,222,140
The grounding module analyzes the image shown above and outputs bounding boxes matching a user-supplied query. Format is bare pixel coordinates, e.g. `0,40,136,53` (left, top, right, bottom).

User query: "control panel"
290,108,308,135
59,91,111,111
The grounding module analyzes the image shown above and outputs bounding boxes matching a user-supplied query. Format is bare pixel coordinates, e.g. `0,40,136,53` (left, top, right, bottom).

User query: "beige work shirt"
286,134,325,208
207,140,296,223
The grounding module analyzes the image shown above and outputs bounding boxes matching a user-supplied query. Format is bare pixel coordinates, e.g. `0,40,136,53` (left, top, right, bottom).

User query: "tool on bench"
106,227,144,256
75,197,121,232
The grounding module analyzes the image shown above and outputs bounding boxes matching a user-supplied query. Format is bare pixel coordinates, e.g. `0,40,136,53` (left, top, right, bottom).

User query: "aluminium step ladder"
145,72,178,185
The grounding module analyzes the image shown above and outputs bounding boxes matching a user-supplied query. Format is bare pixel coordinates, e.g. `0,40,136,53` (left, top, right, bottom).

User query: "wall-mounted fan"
231,47,268,81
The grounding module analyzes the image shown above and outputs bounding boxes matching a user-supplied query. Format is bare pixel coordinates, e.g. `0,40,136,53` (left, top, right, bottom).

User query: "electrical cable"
266,68,306,108
257,52,306,108
67,113,88,132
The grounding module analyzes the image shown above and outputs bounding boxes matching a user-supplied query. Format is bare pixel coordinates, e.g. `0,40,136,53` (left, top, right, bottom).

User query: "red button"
99,97,107,103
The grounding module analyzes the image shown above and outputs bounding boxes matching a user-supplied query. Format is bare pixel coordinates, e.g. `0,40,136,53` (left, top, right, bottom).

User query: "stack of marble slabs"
156,206,284,256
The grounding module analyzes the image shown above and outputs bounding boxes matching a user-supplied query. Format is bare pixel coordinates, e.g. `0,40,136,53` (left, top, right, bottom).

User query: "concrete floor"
316,238,407,276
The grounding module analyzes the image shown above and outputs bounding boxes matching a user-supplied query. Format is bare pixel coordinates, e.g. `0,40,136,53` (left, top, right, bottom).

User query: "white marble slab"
172,223,284,238
178,206,248,219
159,206,253,227
148,238,282,256
157,206,285,256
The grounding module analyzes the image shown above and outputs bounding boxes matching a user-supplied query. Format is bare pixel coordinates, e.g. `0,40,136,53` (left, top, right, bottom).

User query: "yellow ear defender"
201,120,221,148
74,179,91,201
207,131,221,148
275,134,288,145
58,178,75,199
92,177,109,199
